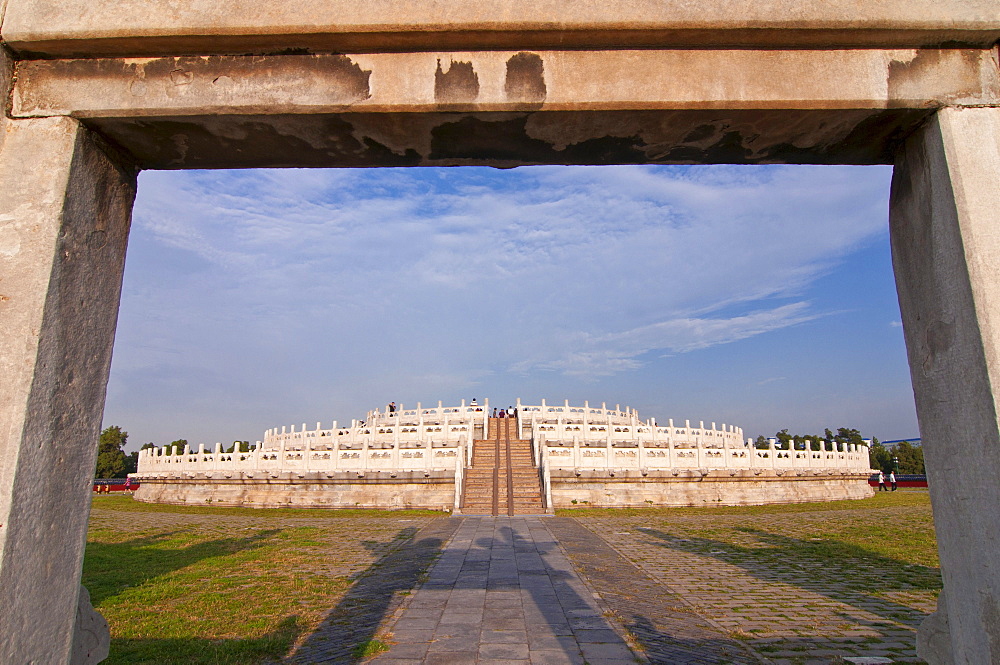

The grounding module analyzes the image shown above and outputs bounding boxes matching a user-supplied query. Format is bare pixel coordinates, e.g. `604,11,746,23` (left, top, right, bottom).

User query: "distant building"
134,398,875,511
881,438,922,451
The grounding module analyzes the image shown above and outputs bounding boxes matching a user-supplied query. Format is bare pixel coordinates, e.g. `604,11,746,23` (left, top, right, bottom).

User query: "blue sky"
102,164,917,451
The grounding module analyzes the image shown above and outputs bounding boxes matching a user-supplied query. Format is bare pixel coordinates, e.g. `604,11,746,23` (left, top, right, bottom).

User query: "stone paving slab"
546,517,759,665
370,517,640,665
573,511,937,664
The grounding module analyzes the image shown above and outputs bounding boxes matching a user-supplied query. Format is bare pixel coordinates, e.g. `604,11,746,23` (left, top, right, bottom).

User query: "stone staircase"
461,417,546,515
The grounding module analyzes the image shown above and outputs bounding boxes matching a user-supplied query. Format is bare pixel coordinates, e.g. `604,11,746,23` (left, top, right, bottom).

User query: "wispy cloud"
109,164,895,444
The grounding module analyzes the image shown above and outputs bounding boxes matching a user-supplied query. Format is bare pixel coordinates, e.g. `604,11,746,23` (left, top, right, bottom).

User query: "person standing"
878,470,887,491
889,470,897,491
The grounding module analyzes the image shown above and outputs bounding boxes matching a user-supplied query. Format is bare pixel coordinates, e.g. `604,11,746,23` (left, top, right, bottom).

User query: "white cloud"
109,164,895,444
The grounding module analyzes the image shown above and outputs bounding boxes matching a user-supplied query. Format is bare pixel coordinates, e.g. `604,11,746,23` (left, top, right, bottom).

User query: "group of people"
385,399,521,419
877,470,897,491
492,406,517,418
94,476,134,495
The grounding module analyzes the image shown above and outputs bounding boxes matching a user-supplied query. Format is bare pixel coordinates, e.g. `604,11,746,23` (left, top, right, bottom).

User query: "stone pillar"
889,106,1000,665
0,116,137,662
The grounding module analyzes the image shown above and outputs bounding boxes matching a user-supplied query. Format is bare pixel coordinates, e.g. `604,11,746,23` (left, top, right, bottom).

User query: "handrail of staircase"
531,411,540,467
454,440,465,514
538,434,553,512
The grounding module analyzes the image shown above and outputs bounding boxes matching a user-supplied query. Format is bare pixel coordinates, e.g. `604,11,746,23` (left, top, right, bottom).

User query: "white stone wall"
137,399,871,479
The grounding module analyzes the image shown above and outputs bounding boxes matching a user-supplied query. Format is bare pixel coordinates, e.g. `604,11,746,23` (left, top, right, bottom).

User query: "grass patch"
352,638,390,659
571,488,941,613
93,494,445,517
84,500,439,664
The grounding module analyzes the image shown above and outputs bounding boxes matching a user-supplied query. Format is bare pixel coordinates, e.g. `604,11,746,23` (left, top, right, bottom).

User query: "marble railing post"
0,114,136,663
891,107,1000,665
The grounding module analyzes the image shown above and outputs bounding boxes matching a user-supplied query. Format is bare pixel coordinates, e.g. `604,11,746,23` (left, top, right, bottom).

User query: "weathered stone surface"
0,116,136,663
76,108,937,169
134,473,457,510
70,586,110,665
550,471,873,508
11,48,995,169
4,0,999,57
889,106,1000,664
917,590,954,665
16,49,999,118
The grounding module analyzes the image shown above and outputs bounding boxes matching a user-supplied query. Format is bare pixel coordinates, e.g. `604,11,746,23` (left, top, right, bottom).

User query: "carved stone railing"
540,436,871,474
136,399,870,478
136,437,467,478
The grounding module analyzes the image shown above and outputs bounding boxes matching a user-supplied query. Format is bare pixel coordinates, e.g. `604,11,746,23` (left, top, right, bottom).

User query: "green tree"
225,440,251,453
754,435,769,449
893,440,926,474
836,427,865,446
868,439,893,473
775,429,792,449
95,425,128,478
123,451,140,475
165,439,188,456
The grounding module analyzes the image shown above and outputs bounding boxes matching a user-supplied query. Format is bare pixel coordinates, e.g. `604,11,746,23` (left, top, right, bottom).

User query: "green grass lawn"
85,491,936,663
85,496,444,664
563,490,939,570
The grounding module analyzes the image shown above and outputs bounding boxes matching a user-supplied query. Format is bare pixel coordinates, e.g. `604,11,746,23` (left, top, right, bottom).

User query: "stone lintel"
11,48,999,169
14,50,1000,120
68,108,940,169
3,0,1000,57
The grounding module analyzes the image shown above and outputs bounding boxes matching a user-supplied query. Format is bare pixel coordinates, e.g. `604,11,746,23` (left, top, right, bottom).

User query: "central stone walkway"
370,516,638,664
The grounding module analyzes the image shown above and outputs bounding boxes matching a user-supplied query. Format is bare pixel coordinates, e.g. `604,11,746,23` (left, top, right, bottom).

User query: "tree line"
753,427,924,474
94,425,251,478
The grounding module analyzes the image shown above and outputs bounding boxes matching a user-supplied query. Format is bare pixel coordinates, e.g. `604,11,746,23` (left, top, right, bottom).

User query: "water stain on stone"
505,53,546,103
887,49,985,107
17,54,372,111
435,60,479,104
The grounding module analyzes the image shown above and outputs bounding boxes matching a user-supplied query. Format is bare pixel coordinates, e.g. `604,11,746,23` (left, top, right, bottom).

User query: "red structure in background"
92,478,139,492
868,474,928,488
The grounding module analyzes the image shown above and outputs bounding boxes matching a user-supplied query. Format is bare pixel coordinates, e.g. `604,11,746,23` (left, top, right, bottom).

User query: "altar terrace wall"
0,3,998,664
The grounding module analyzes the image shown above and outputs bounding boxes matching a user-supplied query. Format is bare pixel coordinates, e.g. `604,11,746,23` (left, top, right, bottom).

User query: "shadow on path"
640,525,939,628
284,518,462,664
548,518,760,665
371,516,642,664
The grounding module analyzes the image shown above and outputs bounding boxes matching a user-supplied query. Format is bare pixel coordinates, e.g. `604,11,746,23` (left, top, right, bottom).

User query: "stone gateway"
0,3,998,664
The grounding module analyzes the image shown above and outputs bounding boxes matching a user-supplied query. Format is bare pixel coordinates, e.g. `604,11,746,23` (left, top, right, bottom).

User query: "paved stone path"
356,511,934,665
369,517,640,664
576,511,935,664
546,518,759,664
